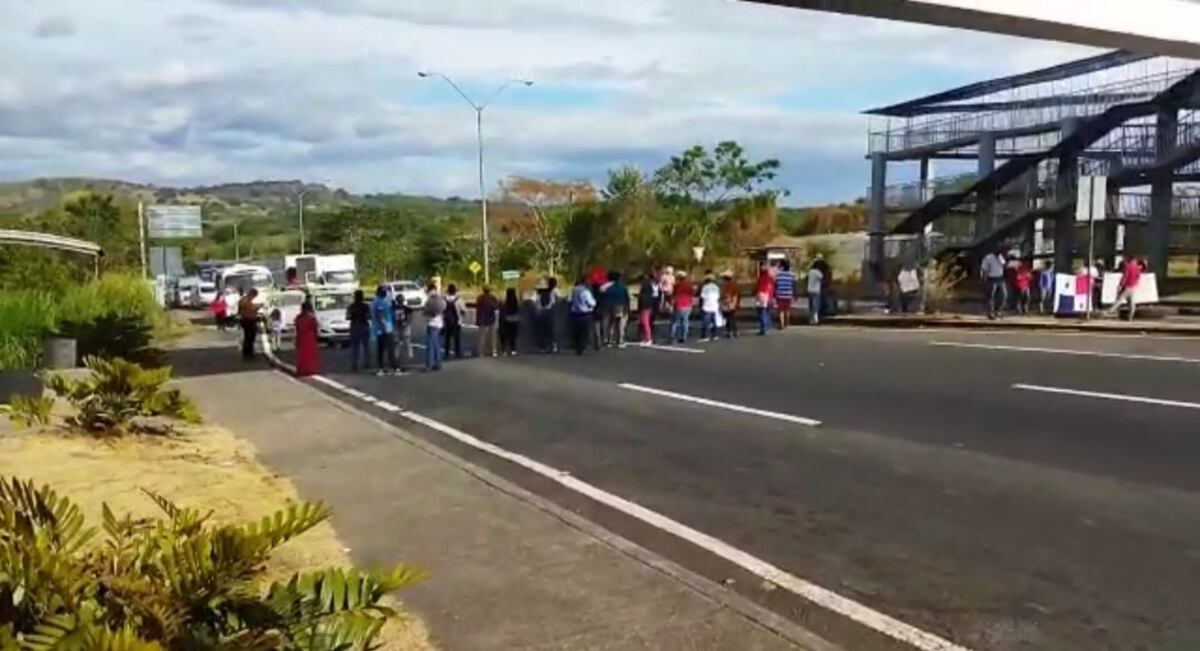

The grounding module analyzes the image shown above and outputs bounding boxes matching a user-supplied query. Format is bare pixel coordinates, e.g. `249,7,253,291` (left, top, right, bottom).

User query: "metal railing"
1110,193,1200,222
879,172,979,210
868,68,1194,156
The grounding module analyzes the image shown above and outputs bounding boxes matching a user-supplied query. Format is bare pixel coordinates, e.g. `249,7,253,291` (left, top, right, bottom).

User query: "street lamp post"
233,221,241,262
296,190,307,255
418,71,533,285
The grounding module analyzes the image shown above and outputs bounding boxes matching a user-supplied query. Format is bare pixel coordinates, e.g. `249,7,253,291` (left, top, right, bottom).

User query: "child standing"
268,308,284,350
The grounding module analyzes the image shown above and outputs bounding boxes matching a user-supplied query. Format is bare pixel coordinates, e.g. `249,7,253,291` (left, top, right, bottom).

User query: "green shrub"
0,476,423,650
42,356,200,436
0,274,163,371
1,395,54,428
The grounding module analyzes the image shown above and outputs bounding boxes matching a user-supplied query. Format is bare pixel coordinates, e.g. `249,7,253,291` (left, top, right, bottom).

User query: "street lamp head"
417,71,431,78
521,80,534,86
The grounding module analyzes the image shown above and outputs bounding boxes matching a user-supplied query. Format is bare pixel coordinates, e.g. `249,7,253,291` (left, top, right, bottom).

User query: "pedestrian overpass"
745,1,1200,59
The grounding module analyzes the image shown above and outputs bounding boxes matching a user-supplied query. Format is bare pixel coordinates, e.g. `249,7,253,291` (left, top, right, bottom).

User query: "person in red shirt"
671,272,695,343
1013,261,1033,315
1107,257,1143,320
755,265,774,335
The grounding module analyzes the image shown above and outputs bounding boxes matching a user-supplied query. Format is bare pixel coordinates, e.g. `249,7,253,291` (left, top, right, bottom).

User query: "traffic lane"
328,355,1200,650
817,325,1200,359
489,328,1200,492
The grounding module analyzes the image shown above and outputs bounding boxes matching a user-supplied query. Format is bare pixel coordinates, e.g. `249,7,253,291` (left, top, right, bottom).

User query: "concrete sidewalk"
173,350,827,650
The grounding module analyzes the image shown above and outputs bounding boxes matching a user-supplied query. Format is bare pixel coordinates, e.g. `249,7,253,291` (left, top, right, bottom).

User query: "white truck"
284,254,359,291
218,263,274,309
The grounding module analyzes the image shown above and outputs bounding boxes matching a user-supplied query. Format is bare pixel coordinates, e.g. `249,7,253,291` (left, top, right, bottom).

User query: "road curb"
258,341,842,651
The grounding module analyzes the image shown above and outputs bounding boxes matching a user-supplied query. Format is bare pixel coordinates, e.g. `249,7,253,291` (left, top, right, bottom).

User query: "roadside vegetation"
0,274,165,370
0,142,870,292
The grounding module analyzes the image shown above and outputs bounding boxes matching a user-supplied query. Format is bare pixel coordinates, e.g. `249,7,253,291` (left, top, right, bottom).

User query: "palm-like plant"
0,477,423,650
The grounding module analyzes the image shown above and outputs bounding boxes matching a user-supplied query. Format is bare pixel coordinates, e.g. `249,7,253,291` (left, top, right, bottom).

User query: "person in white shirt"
897,264,921,314
980,249,1007,319
698,271,722,341
806,265,824,325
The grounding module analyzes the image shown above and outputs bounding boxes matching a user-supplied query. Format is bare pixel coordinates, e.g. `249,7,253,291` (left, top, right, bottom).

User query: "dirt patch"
0,425,435,651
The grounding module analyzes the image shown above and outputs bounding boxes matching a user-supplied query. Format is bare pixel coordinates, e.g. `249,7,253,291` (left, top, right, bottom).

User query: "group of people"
334,281,468,376
979,249,1147,319
226,257,837,373
559,259,831,356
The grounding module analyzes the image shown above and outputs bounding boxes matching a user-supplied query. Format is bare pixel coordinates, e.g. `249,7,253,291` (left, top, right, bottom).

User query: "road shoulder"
176,359,833,650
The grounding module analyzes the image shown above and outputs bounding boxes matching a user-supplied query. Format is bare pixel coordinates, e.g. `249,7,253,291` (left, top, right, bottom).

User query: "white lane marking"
1013,384,1200,410
639,343,706,354
932,341,1200,364
267,336,964,651
260,333,297,373
312,375,347,391
618,383,821,427
393,408,959,650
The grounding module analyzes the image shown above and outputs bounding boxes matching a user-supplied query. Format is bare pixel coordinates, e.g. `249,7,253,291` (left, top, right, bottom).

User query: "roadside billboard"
147,205,203,239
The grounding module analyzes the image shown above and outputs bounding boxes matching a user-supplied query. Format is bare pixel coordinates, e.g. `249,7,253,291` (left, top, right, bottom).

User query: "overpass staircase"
891,69,1200,256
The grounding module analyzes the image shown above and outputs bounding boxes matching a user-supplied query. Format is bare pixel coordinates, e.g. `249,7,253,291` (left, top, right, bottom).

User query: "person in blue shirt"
371,285,399,375
568,276,597,356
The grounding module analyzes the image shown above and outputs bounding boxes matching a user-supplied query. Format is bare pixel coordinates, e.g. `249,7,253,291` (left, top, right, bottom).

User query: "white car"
385,280,427,309
197,279,217,307
310,290,355,345
267,290,307,339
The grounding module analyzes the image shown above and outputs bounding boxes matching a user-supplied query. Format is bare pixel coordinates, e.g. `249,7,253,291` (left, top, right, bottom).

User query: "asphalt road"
272,321,1200,650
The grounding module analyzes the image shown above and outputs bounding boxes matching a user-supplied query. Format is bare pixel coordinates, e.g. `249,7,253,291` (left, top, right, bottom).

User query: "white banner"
1100,272,1160,306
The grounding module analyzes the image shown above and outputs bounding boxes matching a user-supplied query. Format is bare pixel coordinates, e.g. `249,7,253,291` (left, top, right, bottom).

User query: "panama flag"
1055,272,1093,315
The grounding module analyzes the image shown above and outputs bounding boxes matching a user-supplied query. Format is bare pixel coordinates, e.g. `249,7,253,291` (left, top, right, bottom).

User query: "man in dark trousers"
237,288,260,360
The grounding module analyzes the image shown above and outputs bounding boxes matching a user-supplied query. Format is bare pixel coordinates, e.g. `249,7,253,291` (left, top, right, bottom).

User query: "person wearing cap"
720,270,740,338
670,270,695,344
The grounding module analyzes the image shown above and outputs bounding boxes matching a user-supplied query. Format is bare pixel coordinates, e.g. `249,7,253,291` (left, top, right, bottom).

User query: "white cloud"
0,0,1102,203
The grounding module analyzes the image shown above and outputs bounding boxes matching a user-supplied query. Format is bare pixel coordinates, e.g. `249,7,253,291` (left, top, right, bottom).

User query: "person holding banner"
1107,257,1144,320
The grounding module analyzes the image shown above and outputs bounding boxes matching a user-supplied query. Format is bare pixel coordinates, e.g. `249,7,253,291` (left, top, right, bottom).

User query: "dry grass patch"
0,424,436,651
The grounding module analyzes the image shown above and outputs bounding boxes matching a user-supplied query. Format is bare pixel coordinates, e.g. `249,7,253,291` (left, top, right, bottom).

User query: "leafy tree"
498,176,596,277
652,141,782,253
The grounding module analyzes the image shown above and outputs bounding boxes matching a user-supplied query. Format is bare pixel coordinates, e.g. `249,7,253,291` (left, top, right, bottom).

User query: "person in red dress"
294,300,320,377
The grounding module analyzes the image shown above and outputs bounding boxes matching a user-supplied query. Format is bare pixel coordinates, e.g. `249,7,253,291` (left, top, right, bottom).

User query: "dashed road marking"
932,341,1200,364
618,383,821,427
1013,383,1200,410
638,342,707,354
265,333,967,650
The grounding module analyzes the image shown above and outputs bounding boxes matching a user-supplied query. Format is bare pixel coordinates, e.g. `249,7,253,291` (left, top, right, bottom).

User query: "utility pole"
418,71,533,286
137,201,147,279
297,191,306,255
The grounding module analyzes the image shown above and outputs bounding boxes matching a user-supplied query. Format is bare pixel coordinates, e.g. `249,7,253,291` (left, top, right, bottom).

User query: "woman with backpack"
534,277,560,353
443,283,463,359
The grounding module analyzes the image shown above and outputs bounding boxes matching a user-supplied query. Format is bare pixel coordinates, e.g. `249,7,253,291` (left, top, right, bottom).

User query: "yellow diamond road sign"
468,260,482,275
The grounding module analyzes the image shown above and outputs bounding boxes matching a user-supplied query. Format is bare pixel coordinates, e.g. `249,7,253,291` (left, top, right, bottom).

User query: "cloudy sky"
0,0,1097,205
